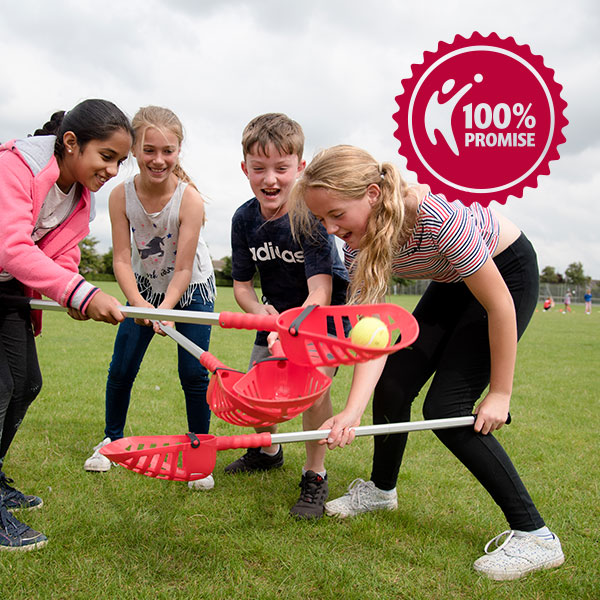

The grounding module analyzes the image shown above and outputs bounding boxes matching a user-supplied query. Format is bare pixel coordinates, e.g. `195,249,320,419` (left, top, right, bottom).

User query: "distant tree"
390,275,414,287
78,236,102,275
540,266,560,283
101,247,114,275
221,256,233,279
564,261,587,285
212,255,234,286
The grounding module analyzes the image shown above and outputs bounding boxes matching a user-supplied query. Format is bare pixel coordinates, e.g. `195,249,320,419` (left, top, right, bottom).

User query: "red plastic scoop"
100,416,476,481
230,341,331,422
217,303,419,367
159,326,331,427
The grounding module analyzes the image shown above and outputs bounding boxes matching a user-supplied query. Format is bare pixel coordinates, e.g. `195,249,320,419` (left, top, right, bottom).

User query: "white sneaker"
83,438,112,472
187,475,215,491
324,478,397,518
474,530,565,580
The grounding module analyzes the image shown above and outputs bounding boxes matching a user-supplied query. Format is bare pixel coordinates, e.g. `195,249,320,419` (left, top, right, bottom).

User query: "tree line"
539,262,592,285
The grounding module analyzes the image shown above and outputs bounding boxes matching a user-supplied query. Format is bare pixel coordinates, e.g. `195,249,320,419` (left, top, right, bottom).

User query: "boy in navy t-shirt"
226,113,349,519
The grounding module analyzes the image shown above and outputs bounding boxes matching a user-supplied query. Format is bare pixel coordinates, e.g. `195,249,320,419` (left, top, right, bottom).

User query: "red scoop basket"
100,416,477,481
159,325,331,427
97,433,265,482
218,303,419,367
201,359,269,428
231,343,332,421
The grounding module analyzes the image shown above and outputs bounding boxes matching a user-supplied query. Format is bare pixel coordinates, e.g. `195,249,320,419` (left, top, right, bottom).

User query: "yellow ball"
350,317,390,348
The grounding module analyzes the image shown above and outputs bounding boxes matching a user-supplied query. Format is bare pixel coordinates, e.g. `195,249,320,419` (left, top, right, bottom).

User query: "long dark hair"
33,99,133,158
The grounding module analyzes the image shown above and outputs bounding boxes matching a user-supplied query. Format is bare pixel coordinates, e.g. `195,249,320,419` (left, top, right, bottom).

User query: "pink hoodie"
0,136,99,334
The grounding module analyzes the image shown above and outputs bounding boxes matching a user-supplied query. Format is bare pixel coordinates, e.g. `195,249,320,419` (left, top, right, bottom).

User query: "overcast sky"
2,0,598,278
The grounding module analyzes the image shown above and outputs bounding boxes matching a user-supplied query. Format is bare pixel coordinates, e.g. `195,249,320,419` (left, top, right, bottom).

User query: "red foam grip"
199,352,229,373
215,432,272,451
218,311,278,332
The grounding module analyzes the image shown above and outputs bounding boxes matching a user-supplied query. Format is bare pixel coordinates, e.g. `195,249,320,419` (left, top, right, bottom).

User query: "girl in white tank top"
125,176,215,307
84,107,216,491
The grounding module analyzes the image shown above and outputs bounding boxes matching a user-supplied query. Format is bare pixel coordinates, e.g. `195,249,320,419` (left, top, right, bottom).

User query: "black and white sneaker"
0,474,43,511
289,471,328,520
0,504,47,551
224,446,284,474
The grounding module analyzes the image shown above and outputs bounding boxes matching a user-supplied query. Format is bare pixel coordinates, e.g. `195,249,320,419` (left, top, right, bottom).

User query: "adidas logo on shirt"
249,242,304,264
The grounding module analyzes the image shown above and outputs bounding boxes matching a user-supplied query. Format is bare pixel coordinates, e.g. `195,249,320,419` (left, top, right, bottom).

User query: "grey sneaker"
0,474,43,511
84,437,112,472
289,471,328,520
224,446,284,474
325,478,397,518
473,530,565,580
0,504,47,551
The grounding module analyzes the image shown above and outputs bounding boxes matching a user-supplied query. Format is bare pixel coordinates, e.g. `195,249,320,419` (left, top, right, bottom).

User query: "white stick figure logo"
424,74,483,156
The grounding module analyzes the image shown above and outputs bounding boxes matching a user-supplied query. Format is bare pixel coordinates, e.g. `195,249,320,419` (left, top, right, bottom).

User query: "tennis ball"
350,317,390,348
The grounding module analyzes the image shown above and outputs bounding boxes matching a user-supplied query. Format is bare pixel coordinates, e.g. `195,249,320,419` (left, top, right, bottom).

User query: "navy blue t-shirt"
231,197,349,345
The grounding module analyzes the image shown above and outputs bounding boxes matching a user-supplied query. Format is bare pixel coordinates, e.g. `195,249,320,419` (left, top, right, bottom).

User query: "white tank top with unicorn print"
125,176,216,307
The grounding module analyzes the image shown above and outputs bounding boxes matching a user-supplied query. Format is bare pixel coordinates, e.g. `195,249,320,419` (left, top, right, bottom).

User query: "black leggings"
0,280,43,467
370,233,544,531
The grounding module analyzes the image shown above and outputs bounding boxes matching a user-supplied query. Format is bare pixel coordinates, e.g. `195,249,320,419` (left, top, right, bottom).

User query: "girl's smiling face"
59,128,132,193
303,184,380,249
134,126,181,184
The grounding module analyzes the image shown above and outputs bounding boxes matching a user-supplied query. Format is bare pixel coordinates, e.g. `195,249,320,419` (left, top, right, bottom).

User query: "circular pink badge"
393,32,568,206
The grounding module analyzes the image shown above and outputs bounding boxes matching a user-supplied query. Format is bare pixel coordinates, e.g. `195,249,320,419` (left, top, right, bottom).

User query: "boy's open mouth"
262,188,280,197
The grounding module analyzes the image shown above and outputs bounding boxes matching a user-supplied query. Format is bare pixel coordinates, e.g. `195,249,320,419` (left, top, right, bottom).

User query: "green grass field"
1,284,598,599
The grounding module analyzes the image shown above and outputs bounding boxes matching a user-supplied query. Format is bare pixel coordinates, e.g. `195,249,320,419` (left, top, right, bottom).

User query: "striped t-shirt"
343,193,500,283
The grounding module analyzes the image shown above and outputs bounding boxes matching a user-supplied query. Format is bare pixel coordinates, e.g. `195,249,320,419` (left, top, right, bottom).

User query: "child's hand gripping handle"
270,340,285,357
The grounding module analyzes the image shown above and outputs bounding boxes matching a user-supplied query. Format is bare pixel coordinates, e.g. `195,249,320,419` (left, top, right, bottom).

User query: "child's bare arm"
303,273,332,307
233,279,277,316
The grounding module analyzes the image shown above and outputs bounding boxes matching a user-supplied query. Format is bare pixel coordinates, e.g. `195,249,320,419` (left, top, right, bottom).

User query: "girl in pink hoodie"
0,99,133,551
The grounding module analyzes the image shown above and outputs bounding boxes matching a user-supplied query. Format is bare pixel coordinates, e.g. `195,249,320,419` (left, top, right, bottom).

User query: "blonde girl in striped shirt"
289,144,564,581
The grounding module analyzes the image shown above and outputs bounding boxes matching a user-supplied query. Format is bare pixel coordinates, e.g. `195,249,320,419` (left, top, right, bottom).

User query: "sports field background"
1,284,597,599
